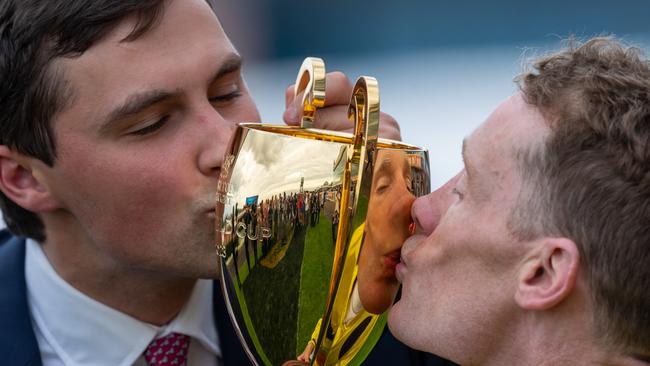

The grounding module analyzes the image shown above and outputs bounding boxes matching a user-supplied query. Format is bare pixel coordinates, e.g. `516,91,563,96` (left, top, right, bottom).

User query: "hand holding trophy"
215,58,431,365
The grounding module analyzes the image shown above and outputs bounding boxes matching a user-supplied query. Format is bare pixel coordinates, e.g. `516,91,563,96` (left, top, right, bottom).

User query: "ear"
514,237,580,310
0,146,60,212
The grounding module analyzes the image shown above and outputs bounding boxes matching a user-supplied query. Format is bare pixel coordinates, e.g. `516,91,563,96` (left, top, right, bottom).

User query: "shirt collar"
165,274,221,356
25,238,220,366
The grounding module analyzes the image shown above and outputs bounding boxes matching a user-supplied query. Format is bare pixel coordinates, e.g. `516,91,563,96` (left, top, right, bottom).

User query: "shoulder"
0,227,17,244
0,229,42,365
0,228,28,295
0,228,26,268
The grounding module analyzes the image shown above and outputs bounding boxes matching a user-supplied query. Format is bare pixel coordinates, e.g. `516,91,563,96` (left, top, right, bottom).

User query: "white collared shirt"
25,239,222,366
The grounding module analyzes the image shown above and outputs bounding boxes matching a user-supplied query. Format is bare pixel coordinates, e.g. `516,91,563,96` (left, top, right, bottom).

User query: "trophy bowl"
215,58,431,365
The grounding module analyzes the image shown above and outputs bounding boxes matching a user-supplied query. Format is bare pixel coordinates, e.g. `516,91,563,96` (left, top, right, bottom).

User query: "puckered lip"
203,206,217,218
382,249,402,271
395,261,405,283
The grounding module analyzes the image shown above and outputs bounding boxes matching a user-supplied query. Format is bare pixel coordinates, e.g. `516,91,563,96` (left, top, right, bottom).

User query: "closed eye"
129,115,170,136
209,91,242,104
374,175,392,194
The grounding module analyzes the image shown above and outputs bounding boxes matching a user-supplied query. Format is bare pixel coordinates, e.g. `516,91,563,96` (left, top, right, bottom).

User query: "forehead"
465,93,548,191
55,0,233,128
469,94,547,161
376,149,408,167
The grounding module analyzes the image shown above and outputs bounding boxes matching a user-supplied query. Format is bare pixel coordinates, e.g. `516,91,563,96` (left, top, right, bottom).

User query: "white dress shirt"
25,239,222,366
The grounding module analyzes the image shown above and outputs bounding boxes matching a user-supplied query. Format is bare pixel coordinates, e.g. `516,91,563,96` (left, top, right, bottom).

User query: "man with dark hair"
389,37,650,365
0,0,452,365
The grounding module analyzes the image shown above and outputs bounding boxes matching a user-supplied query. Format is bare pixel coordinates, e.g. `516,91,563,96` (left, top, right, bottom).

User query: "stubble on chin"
166,216,220,279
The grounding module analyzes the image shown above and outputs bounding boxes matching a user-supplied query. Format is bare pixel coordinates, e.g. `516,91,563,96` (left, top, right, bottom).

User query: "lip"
205,208,216,219
395,262,406,283
382,249,401,272
395,234,426,282
395,249,410,283
395,248,408,280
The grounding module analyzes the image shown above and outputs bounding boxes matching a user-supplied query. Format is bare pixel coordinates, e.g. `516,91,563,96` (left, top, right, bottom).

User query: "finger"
284,71,353,126
312,107,402,140
285,84,294,108
322,71,353,107
283,90,304,125
378,123,401,141
377,112,402,141
286,71,353,107
311,105,354,133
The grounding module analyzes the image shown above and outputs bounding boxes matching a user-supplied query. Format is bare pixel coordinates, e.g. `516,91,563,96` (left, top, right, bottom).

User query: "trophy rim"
236,122,428,152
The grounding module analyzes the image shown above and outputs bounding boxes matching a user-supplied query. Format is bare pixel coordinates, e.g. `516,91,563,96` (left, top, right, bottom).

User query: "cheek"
368,191,413,244
386,191,414,235
424,214,516,292
56,146,194,238
407,219,481,294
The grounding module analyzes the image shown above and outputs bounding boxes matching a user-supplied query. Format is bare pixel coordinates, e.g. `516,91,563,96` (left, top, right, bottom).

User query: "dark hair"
513,37,650,357
0,0,167,241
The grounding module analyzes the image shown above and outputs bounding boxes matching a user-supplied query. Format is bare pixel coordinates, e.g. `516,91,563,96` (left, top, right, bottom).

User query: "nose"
391,186,417,236
411,172,461,235
196,108,237,177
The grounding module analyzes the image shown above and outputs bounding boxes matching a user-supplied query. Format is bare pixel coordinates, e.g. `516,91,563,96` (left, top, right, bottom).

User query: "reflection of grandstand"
322,186,342,220
407,152,430,197
333,146,345,180
325,145,350,220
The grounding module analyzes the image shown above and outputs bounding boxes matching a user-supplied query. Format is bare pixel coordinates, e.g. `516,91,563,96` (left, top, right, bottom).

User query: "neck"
495,343,650,366
474,288,648,366
40,219,196,326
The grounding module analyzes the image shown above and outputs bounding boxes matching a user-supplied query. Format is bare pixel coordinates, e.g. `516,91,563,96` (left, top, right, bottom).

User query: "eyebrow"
209,53,243,85
100,53,243,133
374,154,411,180
374,157,393,180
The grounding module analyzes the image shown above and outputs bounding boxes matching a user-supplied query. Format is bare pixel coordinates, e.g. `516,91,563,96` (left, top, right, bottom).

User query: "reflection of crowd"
225,186,343,284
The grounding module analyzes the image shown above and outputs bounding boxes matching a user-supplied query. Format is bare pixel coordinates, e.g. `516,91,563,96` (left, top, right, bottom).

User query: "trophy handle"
313,76,380,365
294,57,326,128
347,76,380,226
348,76,380,174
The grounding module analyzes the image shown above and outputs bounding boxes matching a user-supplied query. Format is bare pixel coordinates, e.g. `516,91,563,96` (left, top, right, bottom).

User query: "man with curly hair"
389,37,650,365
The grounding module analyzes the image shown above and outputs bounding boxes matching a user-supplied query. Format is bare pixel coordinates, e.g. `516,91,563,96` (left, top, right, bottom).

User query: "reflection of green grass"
351,194,368,228
230,278,272,365
296,213,335,355
242,225,305,365
229,238,251,283
236,246,250,281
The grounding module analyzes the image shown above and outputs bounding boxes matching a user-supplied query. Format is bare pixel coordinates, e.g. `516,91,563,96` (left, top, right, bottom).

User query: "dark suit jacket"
0,230,454,365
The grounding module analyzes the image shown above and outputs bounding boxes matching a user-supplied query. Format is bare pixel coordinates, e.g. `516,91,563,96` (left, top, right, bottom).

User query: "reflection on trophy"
215,58,431,365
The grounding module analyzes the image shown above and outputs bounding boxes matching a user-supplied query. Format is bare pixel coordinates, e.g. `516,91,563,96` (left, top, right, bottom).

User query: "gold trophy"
215,58,431,365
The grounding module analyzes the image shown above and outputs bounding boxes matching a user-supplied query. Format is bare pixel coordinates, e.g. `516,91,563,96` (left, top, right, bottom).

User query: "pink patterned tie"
143,332,190,366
